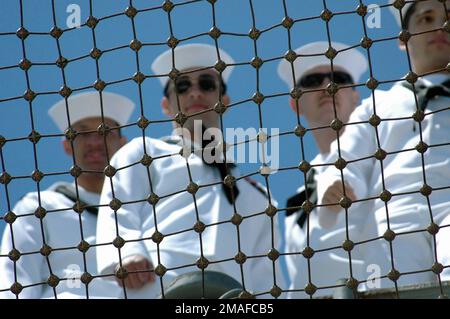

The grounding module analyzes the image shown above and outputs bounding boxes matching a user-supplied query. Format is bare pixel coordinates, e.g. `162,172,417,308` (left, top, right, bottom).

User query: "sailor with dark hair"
277,41,379,298
0,91,134,298
96,43,285,299
317,0,450,289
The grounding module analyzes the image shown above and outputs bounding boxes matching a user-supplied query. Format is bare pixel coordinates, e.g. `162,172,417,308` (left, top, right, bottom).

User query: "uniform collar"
166,130,203,151
396,74,449,90
293,152,328,193
52,181,100,205
311,152,328,165
164,131,233,164
76,184,101,205
420,74,449,86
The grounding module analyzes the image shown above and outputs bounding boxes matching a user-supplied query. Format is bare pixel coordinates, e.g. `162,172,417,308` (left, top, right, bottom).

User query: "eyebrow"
416,8,450,17
74,125,94,131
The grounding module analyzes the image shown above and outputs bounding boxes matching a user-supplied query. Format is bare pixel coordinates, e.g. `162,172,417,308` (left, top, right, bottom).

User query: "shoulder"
112,136,180,164
350,88,389,121
355,84,412,119
11,182,79,216
14,183,63,208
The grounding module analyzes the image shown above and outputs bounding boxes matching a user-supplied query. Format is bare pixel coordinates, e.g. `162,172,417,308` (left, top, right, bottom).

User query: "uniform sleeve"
96,139,157,276
316,99,378,229
0,196,48,299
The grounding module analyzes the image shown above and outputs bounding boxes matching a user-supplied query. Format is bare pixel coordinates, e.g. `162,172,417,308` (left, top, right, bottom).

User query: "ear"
222,94,230,106
351,89,360,107
62,139,73,156
119,136,127,147
161,96,172,117
398,38,406,51
289,98,303,115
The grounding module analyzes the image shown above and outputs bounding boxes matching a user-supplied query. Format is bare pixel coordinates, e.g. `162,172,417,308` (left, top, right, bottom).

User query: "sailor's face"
403,0,450,74
290,65,359,130
162,69,229,132
63,117,126,172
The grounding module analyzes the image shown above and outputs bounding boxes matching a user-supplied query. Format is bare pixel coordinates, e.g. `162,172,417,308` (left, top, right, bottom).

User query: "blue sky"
0,0,410,281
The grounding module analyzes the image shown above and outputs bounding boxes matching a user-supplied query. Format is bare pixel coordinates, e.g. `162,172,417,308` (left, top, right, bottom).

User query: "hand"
321,180,357,213
116,255,155,289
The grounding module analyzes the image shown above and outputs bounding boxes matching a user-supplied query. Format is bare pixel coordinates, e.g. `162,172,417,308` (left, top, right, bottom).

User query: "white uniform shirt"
285,153,382,298
284,153,327,285
316,74,450,287
0,182,121,299
96,136,284,298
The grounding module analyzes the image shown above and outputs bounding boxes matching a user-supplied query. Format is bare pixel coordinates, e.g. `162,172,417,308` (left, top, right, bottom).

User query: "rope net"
0,0,449,299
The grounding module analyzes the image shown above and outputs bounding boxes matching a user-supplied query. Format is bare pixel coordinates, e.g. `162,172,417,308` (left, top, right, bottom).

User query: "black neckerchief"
200,126,240,205
401,79,450,111
161,130,240,205
54,185,98,215
285,168,317,229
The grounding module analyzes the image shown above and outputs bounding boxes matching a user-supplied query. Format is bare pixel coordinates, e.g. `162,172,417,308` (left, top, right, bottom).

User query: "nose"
188,83,204,99
83,131,106,146
321,77,332,88
318,76,333,89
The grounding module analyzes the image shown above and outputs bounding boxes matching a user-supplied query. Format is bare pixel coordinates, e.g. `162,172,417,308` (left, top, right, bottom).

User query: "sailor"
96,43,285,298
0,91,134,298
278,41,385,297
316,0,450,289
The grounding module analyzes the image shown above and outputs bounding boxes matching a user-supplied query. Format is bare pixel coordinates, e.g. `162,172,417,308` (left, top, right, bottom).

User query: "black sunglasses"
173,74,220,95
297,71,354,88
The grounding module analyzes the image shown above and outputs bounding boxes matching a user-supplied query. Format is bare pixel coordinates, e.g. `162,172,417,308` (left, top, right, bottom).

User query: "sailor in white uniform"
0,91,135,298
96,43,285,299
278,41,385,297
316,0,450,289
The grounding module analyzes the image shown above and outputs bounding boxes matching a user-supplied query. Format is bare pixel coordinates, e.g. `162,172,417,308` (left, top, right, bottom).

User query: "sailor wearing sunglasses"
316,0,450,291
96,43,284,298
278,41,385,298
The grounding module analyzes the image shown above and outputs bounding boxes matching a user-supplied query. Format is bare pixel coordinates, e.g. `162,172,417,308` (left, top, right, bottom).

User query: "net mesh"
0,0,449,299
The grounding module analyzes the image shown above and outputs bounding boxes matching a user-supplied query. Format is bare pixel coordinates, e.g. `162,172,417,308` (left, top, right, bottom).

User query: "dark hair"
163,76,227,98
402,3,417,29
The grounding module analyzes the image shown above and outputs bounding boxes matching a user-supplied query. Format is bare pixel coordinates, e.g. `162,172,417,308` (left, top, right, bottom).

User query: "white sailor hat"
277,41,368,89
388,1,414,27
151,43,235,87
48,91,135,132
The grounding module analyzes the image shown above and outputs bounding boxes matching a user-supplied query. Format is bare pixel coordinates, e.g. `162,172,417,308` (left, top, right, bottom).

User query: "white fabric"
48,91,135,132
388,0,414,26
0,182,122,299
96,136,285,298
277,41,368,88
151,43,235,87
285,153,385,298
284,153,327,286
316,75,450,289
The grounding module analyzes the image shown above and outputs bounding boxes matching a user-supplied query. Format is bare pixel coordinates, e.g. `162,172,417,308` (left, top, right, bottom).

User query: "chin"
84,162,108,172
428,60,450,72
319,103,338,112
